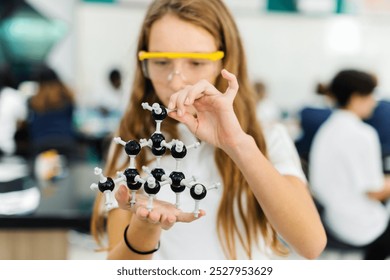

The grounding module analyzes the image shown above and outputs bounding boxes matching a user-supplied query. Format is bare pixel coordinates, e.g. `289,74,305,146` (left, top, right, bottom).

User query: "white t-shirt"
109,121,306,259
0,87,27,155
256,98,282,127
309,110,388,246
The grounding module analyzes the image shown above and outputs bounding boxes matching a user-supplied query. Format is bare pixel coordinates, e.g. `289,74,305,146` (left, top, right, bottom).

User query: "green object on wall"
267,0,297,12
0,7,67,63
82,0,116,3
0,1,68,85
335,0,346,13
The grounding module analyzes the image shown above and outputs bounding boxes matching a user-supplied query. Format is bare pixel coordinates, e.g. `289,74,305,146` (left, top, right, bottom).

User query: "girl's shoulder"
263,123,292,148
263,123,307,182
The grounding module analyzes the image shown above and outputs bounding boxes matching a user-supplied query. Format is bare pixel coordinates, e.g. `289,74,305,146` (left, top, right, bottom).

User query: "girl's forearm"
223,133,326,259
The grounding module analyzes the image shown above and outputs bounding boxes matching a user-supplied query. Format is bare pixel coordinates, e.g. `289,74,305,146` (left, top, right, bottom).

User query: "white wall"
75,4,390,110
27,0,77,86
239,13,390,110
75,4,146,106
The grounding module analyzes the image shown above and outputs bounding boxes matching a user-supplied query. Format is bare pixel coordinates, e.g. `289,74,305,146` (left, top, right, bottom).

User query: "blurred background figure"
73,67,125,163
309,69,390,259
27,65,76,161
254,81,282,128
294,83,334,163
295,76,390,176
0,64,28,156
101,68,124,114
365,99,390,174
254,81,303,142
0,64,33,218
90,67,126,115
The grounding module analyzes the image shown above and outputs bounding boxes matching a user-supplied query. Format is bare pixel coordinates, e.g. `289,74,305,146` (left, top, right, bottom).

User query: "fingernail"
168,102,174,109
177,109,182,116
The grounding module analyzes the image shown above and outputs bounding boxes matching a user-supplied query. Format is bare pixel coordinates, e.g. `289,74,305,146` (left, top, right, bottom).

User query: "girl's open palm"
115,185,205,230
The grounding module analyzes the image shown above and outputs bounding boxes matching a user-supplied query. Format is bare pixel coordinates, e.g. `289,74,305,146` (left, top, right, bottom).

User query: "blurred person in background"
27,65,76,160
90,68,127,116
294,83,334,164
309,69,390,259
0,64,27,156
75,68,126,162
365,98,390,173
100,68,125,114
253,81,282,128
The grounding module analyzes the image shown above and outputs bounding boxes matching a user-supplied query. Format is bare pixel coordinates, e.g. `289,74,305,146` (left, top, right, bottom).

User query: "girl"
92,0,326,260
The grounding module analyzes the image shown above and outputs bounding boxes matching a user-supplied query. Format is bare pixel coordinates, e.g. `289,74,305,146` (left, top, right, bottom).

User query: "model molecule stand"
90,102,219,217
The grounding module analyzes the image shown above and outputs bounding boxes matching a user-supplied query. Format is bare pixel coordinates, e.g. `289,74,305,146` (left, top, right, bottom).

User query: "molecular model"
90,102,219,217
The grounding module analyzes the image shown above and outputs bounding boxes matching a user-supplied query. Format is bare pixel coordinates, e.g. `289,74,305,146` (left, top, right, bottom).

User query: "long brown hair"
30,67,74,112
92,0,287,259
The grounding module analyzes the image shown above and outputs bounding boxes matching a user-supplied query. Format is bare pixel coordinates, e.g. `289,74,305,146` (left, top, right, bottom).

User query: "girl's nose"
168,70,187,92
167,70,186,81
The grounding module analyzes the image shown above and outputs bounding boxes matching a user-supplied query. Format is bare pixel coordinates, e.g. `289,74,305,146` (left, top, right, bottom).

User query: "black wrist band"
123,225,160,255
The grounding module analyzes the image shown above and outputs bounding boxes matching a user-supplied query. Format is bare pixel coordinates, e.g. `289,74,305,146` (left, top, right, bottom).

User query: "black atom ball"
171,144,187,158
124,168,139,184
144,181,161,195
151,146,166,156
150,133,165,149
190,184,207,200
152,105,167,121
124,140,141,156
127,182,142,191
98,177,115,192
169,171,185,187
151,168,165,181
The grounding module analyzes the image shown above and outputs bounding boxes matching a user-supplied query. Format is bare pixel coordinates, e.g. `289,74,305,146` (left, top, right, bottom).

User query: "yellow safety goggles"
138,51,225,61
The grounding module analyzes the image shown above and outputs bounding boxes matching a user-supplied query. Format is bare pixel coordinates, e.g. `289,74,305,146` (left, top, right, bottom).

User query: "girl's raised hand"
168,69,246,150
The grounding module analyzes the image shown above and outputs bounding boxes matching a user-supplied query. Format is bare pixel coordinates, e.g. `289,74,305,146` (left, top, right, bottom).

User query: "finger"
168,92,179,111
177,209,206,223
168,88,187,116
168,110,198,135
186,80,219,104
147,210,161,224
115,185,131,207
221,69,239,98
160,214,177,230
175,87,191,117
135,204,149,221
